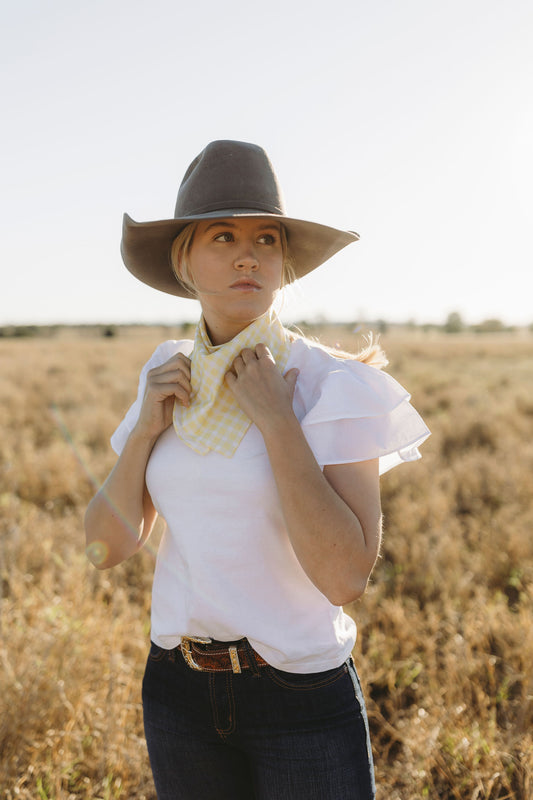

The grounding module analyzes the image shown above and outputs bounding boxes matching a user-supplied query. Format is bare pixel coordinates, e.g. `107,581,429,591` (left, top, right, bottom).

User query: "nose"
233,242,259,271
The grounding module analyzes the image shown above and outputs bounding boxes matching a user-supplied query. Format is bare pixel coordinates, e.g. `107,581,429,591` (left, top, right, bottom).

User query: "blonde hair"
286,326,387,369
315,333,388,369
170,223,198,294
170,222,386,368
170,221,296,296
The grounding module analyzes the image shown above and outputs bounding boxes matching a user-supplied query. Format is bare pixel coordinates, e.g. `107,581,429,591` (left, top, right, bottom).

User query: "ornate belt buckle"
180,635,211,671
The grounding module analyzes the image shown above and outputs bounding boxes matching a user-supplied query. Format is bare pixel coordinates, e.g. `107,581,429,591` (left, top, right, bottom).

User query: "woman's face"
184,217,284,345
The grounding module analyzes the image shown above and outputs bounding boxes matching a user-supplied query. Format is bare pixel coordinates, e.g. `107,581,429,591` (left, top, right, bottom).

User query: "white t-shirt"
111,336,430,672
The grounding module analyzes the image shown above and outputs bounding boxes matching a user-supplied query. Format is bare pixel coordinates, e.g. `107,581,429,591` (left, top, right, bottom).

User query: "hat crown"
174,140,286,219
121,139,359,298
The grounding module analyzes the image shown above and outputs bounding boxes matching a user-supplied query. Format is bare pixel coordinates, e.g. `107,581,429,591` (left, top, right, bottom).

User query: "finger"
239,347,257,364
150,368,191,392
283,368,300,399
171,385,191,407
230,354,247,376
169,355,191,380
146,381,191,407
170,352,191,366
255,343,274,361
146,367,193,404
225,370,236,388
150,354,191,380
171,379,192,407
175,356,191,379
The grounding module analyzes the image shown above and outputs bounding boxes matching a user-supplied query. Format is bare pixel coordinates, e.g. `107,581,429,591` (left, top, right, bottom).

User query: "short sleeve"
110,339,193,456
294,348,430,475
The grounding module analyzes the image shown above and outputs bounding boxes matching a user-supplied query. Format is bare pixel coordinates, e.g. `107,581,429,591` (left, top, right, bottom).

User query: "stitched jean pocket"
148,642,168,662
264,662,348,691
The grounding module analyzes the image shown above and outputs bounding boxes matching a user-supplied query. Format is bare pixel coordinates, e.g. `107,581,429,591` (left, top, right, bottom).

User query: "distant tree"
444,311,464,334
473,318,506,333
102,325,117,338
13,325,39,337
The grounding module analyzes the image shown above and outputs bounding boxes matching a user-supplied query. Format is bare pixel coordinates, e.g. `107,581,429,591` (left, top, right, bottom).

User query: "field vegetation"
0,325,532,799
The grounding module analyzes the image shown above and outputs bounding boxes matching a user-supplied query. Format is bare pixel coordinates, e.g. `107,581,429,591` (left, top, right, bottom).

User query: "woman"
85,140,429,799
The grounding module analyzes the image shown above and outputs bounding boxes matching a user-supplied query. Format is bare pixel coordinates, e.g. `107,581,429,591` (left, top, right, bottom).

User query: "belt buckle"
180,635,211,671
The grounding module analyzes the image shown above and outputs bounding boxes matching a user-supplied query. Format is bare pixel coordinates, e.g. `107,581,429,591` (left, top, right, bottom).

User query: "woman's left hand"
225,343,299,434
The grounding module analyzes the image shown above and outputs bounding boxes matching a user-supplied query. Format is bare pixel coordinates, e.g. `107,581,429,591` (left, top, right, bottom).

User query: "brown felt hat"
121,140,359,298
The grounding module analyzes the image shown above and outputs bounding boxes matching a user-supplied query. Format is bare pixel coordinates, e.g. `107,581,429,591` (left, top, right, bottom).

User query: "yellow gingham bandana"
173,311,291,457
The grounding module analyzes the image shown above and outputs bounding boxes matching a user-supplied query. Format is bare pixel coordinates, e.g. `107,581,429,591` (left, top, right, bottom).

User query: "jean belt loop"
243,639,262,677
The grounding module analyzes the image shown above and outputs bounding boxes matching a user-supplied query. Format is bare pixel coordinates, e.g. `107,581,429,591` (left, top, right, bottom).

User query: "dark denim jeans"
142,641,375,799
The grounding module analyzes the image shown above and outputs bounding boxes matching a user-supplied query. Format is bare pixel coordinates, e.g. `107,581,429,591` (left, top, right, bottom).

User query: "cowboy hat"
120,140,359,298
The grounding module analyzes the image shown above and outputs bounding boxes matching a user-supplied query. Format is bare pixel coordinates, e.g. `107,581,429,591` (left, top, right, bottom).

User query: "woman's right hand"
134,353,192,440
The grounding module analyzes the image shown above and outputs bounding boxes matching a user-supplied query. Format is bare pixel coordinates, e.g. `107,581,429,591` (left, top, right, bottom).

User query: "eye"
214,231,234,243
258,232,277,245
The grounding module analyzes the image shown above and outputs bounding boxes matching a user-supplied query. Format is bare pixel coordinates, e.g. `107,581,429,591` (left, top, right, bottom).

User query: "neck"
202,312,271,346
203,320,240,346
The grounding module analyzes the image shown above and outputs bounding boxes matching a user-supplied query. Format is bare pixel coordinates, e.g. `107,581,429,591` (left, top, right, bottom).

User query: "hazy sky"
2,0,532,327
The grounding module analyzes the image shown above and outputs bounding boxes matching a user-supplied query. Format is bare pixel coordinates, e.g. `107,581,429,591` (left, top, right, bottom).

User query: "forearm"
262,415,381,605
84,429,158,569
225,345,382,603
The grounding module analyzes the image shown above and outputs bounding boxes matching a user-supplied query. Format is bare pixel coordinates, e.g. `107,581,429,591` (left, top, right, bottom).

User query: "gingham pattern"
173,311,291,457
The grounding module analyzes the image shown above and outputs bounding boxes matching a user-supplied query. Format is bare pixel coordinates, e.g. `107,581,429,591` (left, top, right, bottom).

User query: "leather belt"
179,636,268,674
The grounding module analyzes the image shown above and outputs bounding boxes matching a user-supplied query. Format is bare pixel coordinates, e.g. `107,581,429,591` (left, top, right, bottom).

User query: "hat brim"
120,211,359,299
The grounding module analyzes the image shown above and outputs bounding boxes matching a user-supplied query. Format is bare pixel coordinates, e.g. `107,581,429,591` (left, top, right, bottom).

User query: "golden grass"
0,326,531,799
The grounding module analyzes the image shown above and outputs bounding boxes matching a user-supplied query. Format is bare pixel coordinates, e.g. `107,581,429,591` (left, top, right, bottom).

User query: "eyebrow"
203,220,281,232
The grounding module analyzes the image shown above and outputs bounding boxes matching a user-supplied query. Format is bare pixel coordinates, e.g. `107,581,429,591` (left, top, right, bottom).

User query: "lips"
230,278,262,290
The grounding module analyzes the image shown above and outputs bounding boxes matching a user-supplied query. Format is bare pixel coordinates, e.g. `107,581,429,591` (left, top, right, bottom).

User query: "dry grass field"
0,325,532,799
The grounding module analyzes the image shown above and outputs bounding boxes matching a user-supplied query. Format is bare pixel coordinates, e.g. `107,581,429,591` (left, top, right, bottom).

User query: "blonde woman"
85,140,429,799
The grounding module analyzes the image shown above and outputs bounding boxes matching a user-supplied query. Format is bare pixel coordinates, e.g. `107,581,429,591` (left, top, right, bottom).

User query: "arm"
84,352,192,569
265,424,381,605
84,430,159,569
226,345,382,605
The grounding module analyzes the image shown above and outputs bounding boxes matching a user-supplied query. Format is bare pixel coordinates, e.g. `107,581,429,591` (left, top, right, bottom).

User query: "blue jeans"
142,641,376,799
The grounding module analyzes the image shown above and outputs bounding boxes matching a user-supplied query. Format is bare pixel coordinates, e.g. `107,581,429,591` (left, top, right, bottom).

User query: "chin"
232,298,275,321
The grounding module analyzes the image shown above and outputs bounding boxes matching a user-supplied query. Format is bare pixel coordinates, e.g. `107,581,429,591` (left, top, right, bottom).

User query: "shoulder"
288,334,379,375
286,336,430,473
287,335,346,383
288,335,409,414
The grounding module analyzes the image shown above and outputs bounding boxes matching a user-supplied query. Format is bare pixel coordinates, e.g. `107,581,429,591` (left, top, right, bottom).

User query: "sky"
1,0,532,328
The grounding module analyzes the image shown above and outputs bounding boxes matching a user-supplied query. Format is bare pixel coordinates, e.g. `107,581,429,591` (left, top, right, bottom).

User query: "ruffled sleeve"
291,340,430,475
110,339,193,456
